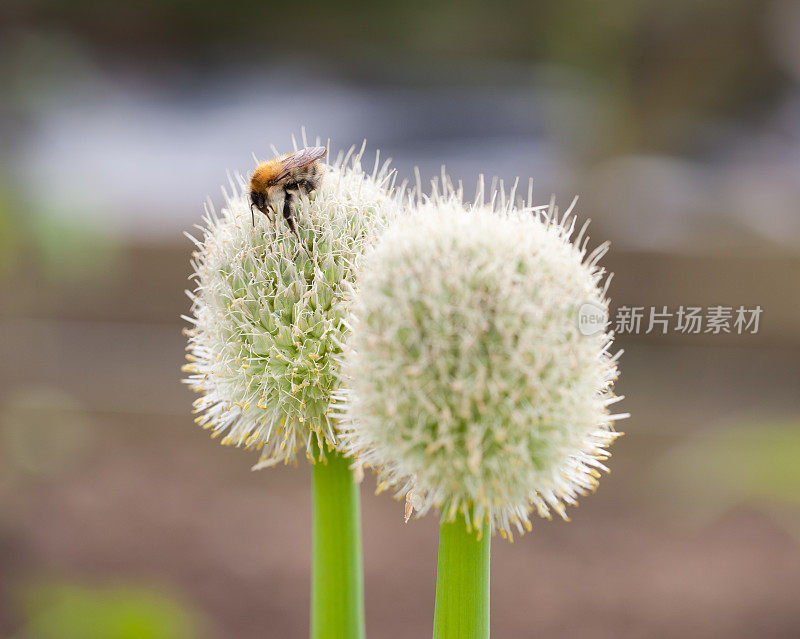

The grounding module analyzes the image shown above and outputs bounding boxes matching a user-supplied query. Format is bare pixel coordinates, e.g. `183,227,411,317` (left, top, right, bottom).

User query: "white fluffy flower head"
183,144,403,468
336,180,626,538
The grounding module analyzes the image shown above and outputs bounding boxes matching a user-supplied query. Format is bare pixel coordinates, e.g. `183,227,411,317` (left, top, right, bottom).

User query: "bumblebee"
249,146,327,239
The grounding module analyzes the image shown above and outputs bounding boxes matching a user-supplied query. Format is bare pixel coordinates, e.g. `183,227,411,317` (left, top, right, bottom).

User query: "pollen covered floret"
335,185,626,537
183,147,404,468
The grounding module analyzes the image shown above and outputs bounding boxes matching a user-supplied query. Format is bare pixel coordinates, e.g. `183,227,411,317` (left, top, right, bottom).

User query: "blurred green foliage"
0,181,20,276
703,422,800,504
18,581,201,639
657,420,800,521
30,210,121,284
0,174,120,285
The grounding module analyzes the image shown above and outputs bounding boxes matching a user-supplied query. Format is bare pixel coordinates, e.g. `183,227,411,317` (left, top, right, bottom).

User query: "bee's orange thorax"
250,160,282,191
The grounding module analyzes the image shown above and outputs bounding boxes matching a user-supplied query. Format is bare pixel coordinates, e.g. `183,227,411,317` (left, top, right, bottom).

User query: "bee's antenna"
251,204,256,227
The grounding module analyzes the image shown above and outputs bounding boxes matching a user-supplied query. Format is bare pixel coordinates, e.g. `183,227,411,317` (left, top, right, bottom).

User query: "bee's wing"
275,146,327,181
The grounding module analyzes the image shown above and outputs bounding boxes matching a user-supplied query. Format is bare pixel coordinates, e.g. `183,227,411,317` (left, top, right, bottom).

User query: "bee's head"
250,190,266,212
249,190,270,227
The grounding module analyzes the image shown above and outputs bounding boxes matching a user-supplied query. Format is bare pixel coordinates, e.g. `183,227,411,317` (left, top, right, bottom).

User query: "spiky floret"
183,144,404,468
335,179,627,538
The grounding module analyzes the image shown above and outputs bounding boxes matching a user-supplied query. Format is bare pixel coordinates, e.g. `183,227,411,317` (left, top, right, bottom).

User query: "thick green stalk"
310,448,365,639
432,514,491,639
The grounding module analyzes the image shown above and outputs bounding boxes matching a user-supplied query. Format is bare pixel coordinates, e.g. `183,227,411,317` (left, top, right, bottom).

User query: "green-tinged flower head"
335,178,627,538
183,143,404,468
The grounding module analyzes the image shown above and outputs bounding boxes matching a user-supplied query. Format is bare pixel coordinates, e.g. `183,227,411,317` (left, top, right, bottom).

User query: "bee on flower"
183,140,405,468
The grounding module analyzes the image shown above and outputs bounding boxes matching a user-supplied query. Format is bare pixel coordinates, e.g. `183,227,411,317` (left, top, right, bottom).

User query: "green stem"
310,448,365,639
432,513,491,639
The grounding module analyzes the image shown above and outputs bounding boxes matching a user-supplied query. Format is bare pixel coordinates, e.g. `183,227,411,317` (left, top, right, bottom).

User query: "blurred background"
1,0,799,637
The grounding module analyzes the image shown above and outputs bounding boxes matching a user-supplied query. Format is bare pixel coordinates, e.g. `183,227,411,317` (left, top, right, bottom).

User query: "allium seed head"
183,144,404,468
335,181,626,537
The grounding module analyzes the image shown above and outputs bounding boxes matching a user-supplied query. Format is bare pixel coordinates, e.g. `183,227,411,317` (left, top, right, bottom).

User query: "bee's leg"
282,194,301,241
250,204,256,227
